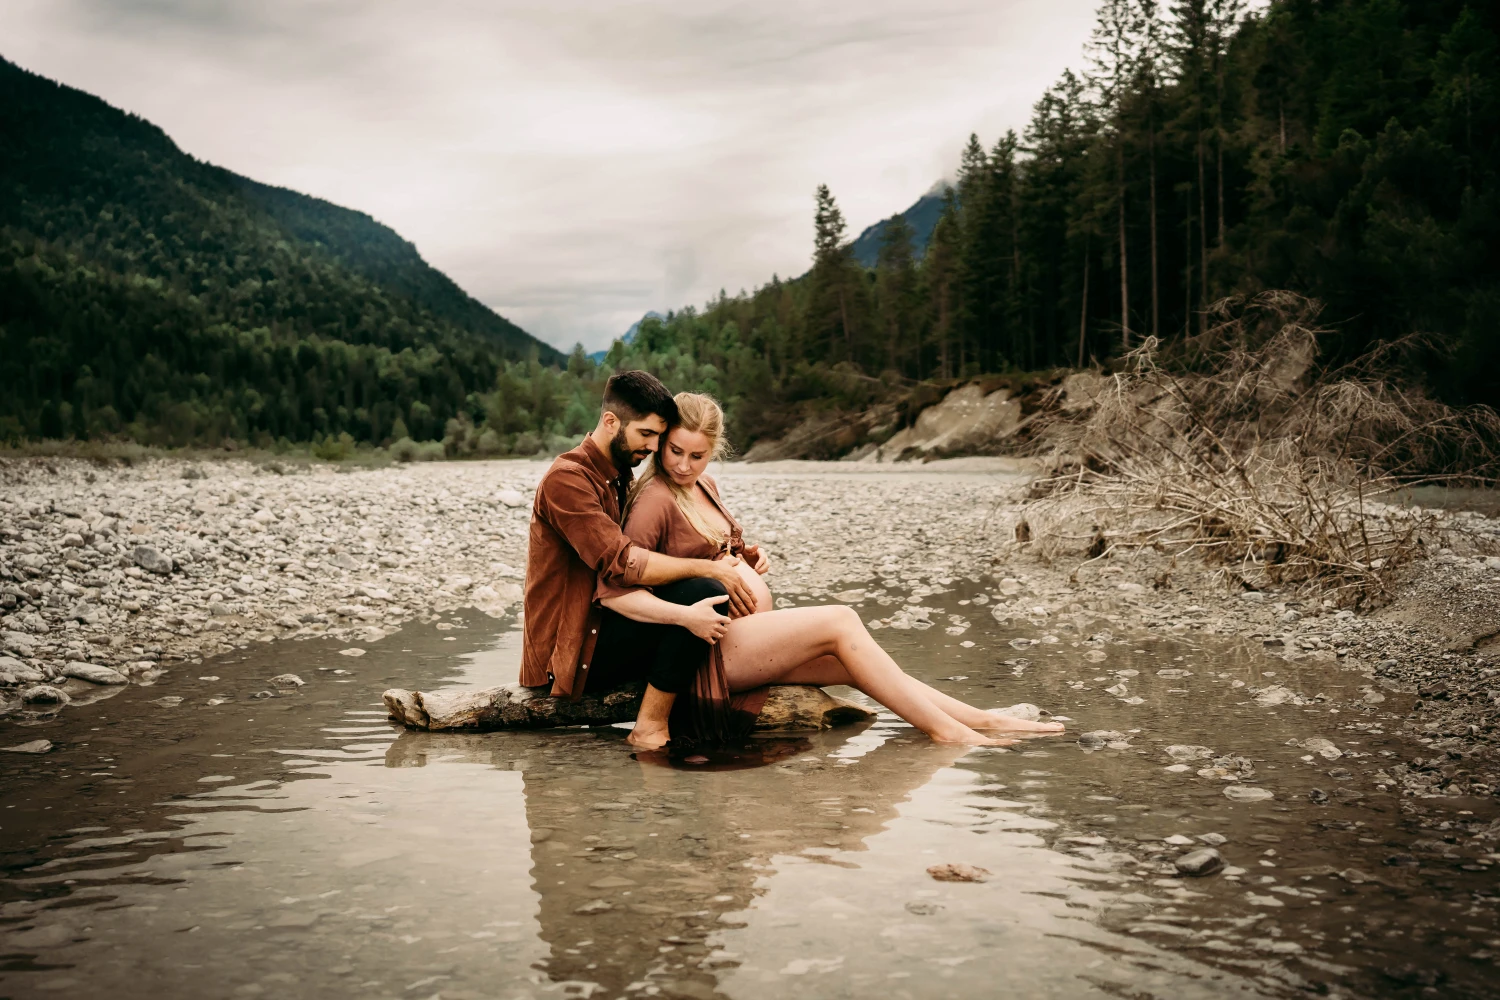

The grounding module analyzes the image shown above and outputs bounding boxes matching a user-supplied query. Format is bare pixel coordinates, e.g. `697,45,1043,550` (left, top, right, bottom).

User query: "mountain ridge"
847,182,951,268
0,54,560,445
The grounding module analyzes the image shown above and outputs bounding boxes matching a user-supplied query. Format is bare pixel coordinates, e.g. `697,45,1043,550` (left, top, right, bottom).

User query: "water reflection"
1,597,1496,999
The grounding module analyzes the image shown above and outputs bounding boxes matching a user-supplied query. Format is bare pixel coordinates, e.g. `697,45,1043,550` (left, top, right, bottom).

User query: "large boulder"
871,384,1022,460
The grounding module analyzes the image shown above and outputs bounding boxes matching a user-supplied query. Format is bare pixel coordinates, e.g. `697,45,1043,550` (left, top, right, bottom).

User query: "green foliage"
0,55,561,449
5,0,1498,462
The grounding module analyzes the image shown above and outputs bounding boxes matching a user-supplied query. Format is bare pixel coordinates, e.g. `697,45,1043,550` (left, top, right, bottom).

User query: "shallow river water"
2,582,1498,1000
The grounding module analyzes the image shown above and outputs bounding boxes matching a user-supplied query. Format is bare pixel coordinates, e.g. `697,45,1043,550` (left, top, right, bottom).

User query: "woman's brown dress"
613,474,769,742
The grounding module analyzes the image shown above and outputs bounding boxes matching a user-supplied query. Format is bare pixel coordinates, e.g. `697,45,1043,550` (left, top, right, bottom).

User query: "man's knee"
656,576,727,606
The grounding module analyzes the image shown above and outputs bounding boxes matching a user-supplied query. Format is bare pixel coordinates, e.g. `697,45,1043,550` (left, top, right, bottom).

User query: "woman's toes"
983,713,1064,732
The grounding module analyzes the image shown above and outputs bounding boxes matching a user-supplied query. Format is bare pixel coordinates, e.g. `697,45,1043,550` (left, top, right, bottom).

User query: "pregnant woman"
597,392,1065,750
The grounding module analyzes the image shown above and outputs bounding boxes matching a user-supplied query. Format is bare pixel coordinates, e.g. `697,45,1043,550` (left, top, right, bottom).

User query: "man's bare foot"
626,724,670,750
980,712,1065,733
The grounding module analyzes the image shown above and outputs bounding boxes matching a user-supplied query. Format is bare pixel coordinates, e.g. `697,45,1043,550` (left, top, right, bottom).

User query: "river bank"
2,455,1497,783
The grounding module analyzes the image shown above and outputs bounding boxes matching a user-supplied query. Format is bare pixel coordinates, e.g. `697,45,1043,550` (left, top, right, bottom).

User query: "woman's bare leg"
769,655,1063,733
716,606,1012,746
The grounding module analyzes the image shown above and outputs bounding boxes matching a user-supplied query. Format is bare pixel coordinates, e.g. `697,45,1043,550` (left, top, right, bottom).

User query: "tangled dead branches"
1023,292,1500,606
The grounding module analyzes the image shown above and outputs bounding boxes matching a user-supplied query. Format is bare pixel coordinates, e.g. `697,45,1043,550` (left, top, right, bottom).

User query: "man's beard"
608,427,651,470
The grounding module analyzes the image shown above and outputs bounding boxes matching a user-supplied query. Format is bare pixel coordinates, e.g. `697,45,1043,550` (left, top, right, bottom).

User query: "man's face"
608,414,668,469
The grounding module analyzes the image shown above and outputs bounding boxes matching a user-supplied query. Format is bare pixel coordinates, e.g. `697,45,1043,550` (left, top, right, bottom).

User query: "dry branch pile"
1022,292,1500,606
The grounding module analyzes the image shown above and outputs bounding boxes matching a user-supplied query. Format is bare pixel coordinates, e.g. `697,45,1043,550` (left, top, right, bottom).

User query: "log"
382,682,875,733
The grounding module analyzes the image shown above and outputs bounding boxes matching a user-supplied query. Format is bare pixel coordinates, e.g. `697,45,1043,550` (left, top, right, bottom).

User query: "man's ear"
599,409,620,434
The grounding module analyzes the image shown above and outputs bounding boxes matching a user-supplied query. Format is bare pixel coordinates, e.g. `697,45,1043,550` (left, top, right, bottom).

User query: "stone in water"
1298,737,1342,760
269,673,305,687
1164,745,1214,762
3,739,52,754
21,685,70,705
1223,785,1274,802
1254,685,1300,707
927,863,990,883
62,661,128,685
574,900,613,915
1174,848,1224,877
339,648,366,657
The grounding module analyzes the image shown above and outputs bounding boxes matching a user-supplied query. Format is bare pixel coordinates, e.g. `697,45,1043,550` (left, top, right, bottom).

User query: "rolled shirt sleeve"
538,465,649,591
593,486,671,602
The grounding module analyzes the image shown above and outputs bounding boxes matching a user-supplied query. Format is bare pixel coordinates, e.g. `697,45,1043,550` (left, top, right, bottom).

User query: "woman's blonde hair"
628,392,732,547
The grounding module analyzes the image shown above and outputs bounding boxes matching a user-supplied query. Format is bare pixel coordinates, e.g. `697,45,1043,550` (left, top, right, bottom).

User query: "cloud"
2,0,1100,351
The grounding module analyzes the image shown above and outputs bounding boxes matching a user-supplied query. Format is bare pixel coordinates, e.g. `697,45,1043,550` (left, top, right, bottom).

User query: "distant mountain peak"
848,183,951,269
588,310,664,362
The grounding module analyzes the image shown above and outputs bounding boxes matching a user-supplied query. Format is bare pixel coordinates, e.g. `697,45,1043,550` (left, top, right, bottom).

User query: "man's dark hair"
602,370,677,423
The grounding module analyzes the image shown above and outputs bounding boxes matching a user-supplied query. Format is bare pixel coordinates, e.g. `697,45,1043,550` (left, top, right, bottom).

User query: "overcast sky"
4,0,1101,352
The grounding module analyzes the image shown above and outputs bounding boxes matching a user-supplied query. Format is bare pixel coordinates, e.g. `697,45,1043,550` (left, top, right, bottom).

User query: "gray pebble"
1173,847,1224,876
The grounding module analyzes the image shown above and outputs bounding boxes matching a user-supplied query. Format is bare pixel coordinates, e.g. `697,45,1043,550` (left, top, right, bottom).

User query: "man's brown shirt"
521,436,647,697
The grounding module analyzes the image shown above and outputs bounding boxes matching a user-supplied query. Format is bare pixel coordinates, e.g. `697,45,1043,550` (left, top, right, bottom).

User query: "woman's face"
661,427,713,486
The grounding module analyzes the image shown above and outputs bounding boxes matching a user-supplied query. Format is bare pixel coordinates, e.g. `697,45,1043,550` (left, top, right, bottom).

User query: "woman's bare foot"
980,712,1065,733
626,723,670,750
929,723,1020,746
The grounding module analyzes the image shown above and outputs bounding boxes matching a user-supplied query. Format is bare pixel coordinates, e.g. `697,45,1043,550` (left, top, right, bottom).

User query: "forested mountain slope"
0,56,559,447
848,185,950,268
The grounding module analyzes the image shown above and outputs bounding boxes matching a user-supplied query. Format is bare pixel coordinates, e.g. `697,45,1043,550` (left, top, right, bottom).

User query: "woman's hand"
708,555,756,618
742,543,771,575
678,593,731,643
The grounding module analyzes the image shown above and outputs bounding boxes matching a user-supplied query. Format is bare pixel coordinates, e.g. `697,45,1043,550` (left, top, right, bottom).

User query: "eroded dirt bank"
2,455,1497,785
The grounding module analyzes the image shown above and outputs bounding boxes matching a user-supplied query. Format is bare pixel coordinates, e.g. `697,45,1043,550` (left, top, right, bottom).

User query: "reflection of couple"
520,371,1063,749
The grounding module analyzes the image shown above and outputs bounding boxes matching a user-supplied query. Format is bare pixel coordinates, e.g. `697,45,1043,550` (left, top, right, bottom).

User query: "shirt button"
581,664,588,670
591,629,597,634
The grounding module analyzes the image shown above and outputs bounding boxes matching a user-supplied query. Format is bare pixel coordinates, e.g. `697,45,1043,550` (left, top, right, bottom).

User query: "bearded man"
519,370,755,747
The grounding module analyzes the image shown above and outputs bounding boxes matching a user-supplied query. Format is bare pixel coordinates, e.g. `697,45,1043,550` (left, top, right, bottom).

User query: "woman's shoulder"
625,475,677,523
633,475,675,504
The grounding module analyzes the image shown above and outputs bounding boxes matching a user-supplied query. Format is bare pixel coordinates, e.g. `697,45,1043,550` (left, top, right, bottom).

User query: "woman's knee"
822,604,869,650
828,604,863,631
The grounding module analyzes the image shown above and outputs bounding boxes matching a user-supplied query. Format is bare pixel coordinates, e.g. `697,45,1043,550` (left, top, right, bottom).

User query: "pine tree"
806,184,862,363
1170,0,1213,332
1088,0,1143,348
1136,0,1164,338
875,214,919,376
923,194,962,379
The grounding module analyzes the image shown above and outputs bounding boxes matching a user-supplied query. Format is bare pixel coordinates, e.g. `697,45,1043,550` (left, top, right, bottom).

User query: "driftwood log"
382,681,877,733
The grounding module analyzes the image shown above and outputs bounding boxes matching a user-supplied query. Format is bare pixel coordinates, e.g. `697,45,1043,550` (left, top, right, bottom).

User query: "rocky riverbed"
2,454,1498,794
